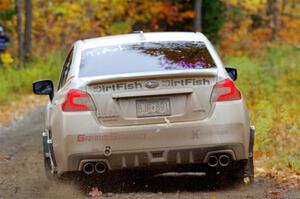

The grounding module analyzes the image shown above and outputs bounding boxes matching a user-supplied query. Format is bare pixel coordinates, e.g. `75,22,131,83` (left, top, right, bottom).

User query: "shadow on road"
59,171,242,194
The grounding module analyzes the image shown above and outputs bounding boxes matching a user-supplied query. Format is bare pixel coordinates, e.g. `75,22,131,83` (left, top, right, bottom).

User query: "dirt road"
0,107,299,199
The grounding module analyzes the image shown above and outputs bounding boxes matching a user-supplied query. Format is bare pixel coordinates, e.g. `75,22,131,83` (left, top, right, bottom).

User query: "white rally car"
33,32,254,182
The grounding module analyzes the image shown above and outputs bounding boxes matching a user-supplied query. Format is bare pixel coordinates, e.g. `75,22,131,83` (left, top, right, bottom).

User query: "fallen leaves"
164,117,171,127
0,154,12,162
256,166,300,191
268,190,282,197
243,177,250,184
88,187,102,197
211,194,218,199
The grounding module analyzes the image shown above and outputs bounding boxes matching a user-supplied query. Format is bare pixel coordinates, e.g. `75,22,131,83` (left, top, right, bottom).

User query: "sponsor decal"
161,79,210,87
90,78,211,92
77,133,146,142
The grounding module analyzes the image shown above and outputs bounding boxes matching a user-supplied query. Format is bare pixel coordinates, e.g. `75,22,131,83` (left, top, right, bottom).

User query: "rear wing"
83,69,218,85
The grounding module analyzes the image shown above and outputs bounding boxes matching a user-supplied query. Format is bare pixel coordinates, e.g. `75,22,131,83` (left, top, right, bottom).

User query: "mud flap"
249,125,255,158
42,131,49,155
244,125,255,181
42,130,57,175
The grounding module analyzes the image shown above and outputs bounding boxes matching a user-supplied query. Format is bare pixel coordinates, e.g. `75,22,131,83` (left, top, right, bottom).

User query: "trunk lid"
85,70,217,127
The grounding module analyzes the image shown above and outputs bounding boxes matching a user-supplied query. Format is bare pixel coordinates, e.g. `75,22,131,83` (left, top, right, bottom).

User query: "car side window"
58,49,73,90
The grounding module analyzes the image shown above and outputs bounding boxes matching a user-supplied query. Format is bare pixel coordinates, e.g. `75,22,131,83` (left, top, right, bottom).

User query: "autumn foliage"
1,0,197,55
220,0,300,56
0,0,12,10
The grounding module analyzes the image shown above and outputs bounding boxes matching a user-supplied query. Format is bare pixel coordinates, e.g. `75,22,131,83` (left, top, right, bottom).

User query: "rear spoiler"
83,69,218,85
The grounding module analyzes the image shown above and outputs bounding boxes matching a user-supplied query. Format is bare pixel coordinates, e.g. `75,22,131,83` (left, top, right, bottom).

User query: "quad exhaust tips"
219,155,230,167
207,154,231,167
207,155,219,167
82,162,95,175
95,162,107,174
82,162,107,175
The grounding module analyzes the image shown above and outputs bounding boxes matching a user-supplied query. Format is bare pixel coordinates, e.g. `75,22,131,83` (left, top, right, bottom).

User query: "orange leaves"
2,0,299,58
220,0,300,56
220,14,300,56
180,10,195,20
127,1,177,31
2,0,196,55
220,19,254,56
127,0,193,31
257,166,300,191
278,16,300,44
0,0,12,10
29,0,130,51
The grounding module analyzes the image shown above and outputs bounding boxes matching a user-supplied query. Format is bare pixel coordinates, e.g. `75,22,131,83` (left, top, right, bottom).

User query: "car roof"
79,32,208,50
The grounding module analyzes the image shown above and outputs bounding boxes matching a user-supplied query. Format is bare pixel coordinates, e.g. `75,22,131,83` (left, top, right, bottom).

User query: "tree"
272,0,279,39
0,0,15,24
24,0,32,59
266,0,279,40
202,0,225,43
194,0,202,32
266,0,273,16
281,0,287,14
15,0,24,65
0,0,11,10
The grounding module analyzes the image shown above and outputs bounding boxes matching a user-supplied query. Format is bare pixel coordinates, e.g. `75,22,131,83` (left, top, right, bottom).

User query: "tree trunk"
266,0,273,16
24,0,32,60
281,0,287,14
292,0,296,9
237,0,242,8
194,0,202,32
257,0,264,14
15,0,24,65
272,0,279,40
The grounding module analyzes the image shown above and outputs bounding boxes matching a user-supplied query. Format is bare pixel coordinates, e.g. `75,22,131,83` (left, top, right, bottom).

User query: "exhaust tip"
82,162,95,175
219,155,230,167
207,155,219,167
95,162,107,174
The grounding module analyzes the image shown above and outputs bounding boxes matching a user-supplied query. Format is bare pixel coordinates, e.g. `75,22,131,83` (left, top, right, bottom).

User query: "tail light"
211,79,241,102
62,89,96,112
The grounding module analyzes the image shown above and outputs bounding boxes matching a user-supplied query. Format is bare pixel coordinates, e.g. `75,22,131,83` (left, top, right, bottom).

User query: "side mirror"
33,80,54,100
225,67,238,81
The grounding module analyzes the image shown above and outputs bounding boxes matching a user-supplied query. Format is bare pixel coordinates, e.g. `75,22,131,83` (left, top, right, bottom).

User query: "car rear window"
79,41,216,77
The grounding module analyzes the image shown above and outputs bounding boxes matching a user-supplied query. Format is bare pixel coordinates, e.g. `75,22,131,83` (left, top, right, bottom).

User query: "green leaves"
226,44,300,170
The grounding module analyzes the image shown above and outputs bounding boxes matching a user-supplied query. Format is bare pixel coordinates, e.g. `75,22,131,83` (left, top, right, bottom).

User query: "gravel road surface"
0,107,299,199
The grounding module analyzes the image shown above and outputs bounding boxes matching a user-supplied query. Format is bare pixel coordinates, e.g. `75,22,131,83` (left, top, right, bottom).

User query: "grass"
0,52,64,105
224,43,300,170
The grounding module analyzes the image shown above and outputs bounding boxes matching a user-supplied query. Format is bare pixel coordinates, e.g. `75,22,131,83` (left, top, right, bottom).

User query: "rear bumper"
69,143,245,171
50,100,250,175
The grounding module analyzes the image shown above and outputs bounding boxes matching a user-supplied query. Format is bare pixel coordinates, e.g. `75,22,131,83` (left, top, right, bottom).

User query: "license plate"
136,98,171,118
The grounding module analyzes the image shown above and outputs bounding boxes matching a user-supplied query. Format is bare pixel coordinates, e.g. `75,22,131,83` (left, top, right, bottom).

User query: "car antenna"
131,30,145,41
131,30,143,34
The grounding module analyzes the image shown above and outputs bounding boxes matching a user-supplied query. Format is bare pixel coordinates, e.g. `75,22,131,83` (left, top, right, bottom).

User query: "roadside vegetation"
0,53,63,105
225,43,300,170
